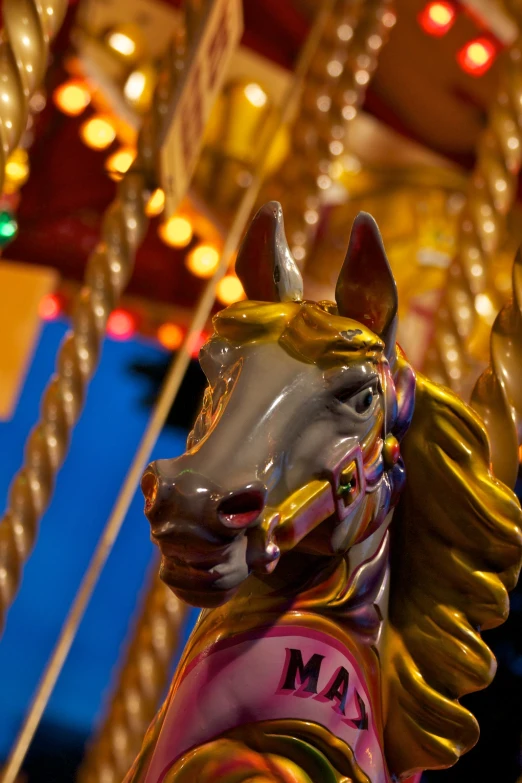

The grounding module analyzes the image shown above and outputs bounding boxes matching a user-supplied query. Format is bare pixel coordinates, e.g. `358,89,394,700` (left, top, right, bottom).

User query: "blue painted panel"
0,320,197,755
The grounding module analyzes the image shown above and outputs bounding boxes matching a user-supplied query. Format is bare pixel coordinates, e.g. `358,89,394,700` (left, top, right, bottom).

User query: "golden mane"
384,363,522,777
214,299,522,778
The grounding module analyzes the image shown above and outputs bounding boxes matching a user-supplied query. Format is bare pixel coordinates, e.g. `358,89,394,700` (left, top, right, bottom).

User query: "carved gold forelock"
77,570,187,783
0,18,192,636
423,21,522,394
259,0,396,265
0,0,68,193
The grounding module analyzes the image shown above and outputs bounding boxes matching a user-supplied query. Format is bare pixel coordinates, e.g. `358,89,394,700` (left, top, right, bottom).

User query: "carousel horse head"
141,202,522,776
141,201,415,607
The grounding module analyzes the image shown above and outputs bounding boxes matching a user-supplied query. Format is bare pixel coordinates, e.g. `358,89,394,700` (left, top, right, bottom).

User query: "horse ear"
235,201,303,303
335,212,398,351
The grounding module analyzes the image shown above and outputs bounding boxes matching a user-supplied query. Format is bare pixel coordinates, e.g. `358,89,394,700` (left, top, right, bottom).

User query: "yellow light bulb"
123,64,156,112
4,148,29,191
186,244,220,278
244,82,267,108
146,188,165,217
80,116,116,150
106,147,135,180
159,216,193,248
217,275,245,305
107,32,136,57
53,80,91,116
124,70,146,101
466,42,490,67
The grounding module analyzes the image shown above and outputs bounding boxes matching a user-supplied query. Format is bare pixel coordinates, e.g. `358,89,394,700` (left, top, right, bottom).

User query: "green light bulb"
0,210,17,246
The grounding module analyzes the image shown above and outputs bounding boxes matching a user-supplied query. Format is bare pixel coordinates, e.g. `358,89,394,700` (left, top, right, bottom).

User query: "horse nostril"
217,490,266,529
141,470,159,513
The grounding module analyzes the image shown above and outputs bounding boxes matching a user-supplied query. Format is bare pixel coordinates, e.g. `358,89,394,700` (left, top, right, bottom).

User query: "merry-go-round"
0,1,522,782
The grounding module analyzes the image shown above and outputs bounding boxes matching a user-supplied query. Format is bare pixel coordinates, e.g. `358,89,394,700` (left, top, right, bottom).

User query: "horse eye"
336,385,377,414
355,388,375,413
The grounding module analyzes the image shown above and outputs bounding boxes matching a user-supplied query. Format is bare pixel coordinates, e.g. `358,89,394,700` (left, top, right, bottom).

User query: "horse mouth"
152,531,249,606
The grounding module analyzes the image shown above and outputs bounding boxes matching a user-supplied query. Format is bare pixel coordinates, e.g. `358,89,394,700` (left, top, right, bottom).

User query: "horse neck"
250,509,394,648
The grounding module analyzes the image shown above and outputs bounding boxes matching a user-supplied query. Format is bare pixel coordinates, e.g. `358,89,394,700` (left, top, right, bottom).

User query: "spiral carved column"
470,245,522,488
260,0,396,264
423,36,522,393
77,570,188,783
0,0,68,192
0,27,194,636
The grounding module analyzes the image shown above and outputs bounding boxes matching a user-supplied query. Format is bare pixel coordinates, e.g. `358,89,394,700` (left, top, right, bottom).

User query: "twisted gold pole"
70,8,341,782
0,0,68,192
77,569,187,783
470,244,522,488
261,0,396,264
0,32,189,636
423,36,522,392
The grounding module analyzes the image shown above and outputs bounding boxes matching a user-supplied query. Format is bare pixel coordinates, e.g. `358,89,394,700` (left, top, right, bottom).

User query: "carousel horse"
127,202,522,782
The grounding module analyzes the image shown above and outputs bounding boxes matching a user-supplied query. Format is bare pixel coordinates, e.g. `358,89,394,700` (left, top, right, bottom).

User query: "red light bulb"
39,293,62,321
418,2,456,36
190,331,210,359
107,309,136,340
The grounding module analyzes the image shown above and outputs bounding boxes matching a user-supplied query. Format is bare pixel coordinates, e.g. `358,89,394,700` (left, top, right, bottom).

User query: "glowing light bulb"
158,322,184,350
80,116,116,150
217,275,245,305
107,309,136,340
107,31,136,57
124,71,146,102
53,80,91,116
458,37,497,76
106,147,135,180
244,83,267,108
159,215,193,248
418,2,456,36
145,188,165,217
5,148,29,190
0,210,17,245
39,293,61,321
186,244,220,278
475,293,494,317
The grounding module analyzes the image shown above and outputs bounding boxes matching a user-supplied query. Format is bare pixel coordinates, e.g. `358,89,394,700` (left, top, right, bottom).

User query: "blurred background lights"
186,244,220,278
157,322,184,351
0,210,17,245
159,215,193,248
217,275,245,305
38,293,62,321
123,65,156,112
418,2,456,36
190,331,210,359
5,148,29,191
53,79,91,116
244,82,267,107
106,147,135,180
107,32,135,57
80,116,116,150
105,24,144,61
145,188,165,217
124,71,146,102
107,309,136,340
458,37,497,76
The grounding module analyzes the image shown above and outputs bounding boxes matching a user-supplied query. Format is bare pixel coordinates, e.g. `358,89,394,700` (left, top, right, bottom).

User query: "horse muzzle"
141,461,268,606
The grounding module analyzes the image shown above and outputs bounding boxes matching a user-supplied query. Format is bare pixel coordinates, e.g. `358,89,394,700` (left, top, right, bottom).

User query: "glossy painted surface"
131,203,522,783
